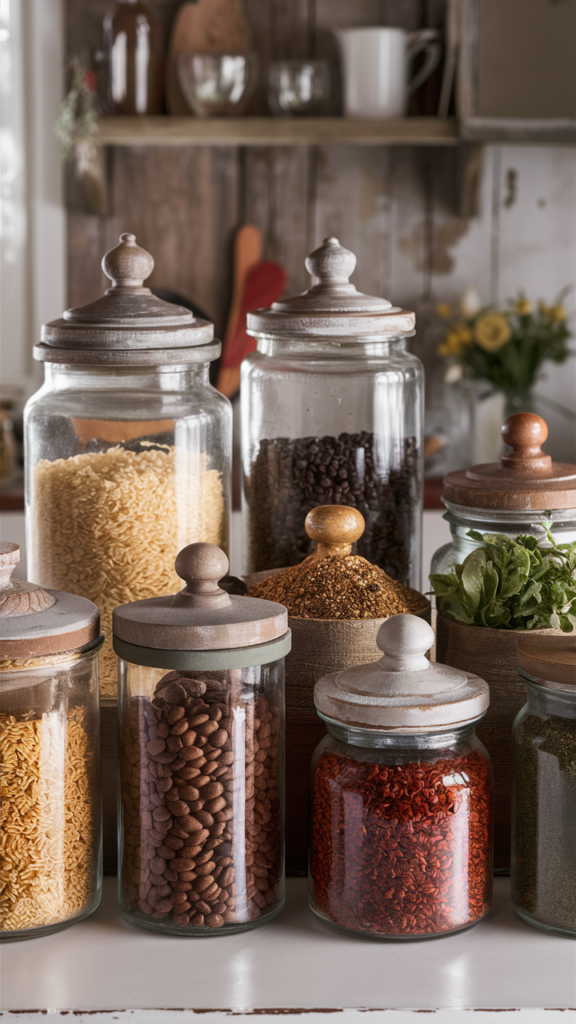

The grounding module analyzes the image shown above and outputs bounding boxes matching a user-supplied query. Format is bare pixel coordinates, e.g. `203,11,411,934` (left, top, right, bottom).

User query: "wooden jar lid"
247,236,415,337
35,233,219,366
0,542,101,659
443,413,576,510
518,636,576,689
314,614,488,732
113,542,289,667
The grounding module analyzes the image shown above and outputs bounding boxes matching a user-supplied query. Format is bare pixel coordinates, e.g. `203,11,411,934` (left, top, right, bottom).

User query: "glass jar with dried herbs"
310,615,493,940
512,639,576,938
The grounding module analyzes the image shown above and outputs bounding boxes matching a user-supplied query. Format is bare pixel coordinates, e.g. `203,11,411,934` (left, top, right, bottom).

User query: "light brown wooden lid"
113,542,288,651
302,505,365,562
443,413,576,510
0,543,100,658
35,233,219,366
247,237,415,338
314,614,489,732
518,636,576,689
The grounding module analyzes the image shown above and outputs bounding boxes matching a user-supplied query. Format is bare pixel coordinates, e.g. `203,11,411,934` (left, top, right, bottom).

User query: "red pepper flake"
310,747,492,937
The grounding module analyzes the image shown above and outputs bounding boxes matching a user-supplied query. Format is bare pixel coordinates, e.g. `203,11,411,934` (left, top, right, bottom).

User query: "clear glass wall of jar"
310,718,493,940
26,362,230,699
511,670,576,938
0,639,103,941
242,334,423,587
431,501,576,575
118,659,285,934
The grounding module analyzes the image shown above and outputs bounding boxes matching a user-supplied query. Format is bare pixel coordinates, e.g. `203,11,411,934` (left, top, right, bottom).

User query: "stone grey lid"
314,614,489,733
34,233,220,366
0,543,100,659
113,543,289,653
246,236,415,338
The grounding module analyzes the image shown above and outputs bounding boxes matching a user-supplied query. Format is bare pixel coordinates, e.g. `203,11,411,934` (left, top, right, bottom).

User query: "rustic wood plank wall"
66,0,576,461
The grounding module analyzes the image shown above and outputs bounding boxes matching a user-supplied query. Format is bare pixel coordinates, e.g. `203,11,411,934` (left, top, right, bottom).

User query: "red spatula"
217,259,286,398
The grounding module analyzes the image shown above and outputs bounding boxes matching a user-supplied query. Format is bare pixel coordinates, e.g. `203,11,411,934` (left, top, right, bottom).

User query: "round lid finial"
305,237,357,287
172,543,231,609
304,505,365,560
500,412,552,472
102,233,155,290
377,614,434,672
0,541,20,590
0,541,58,617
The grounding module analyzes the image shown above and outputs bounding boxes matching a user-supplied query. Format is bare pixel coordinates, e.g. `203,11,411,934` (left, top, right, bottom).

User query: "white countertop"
1,877,575,1023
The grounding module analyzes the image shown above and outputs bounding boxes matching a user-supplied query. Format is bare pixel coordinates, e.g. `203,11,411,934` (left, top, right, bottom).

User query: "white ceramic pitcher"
335,26,442,118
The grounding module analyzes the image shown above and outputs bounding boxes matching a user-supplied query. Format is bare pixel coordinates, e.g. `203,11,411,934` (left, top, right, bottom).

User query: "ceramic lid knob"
377,614,434,672
305,237,357,288
304,505,365,559
172,543,231,609
500,412,552,473
102,233,155,291
0,542,57,616
0,541,20,590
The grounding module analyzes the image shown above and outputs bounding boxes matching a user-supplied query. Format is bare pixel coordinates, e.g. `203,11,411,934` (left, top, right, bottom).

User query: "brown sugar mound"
248,555,429,620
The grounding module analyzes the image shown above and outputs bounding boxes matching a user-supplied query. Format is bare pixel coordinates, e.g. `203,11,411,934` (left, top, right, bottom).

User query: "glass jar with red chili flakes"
309,614,493,940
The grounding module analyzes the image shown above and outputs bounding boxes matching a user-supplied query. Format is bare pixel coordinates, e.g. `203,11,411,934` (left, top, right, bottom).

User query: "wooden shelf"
95,115,459,147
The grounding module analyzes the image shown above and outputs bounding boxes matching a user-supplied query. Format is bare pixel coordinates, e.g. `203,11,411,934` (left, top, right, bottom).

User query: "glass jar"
242,237,423,588
114,542,290,934
0,542,103,941
25,234,230,699
104,0,164,115
431,413,576,576
511,639,576,937
309,614,493,940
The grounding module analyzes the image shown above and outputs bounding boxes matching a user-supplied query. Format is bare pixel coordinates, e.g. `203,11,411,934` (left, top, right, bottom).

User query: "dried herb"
310,745,492,937
512,712,576,933
430,531,576,632
249,555,428,620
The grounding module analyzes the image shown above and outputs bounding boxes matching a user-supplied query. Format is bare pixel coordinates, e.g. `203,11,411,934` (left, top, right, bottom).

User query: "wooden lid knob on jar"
443,412,576,510
0,542,100,658
303,505,365,562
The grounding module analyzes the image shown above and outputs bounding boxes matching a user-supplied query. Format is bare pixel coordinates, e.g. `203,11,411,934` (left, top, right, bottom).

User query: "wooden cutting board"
166,0,252,115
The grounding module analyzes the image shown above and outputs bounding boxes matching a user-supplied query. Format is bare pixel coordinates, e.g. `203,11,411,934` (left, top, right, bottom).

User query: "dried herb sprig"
430,531,576,632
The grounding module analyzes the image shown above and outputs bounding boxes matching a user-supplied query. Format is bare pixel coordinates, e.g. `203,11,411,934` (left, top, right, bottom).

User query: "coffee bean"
181,731,198,748
175,767,200,781
146,739,166,755
212,730,228,748
206,914,224,928
156,898,174,913
178,785,200,802
194,810,214,827
171,858,195,872
189,713,209,727
166,706,186,726
159,682,187,704
203,782,224,799
204,796,226,814
173,913,190,925
195,860,216,876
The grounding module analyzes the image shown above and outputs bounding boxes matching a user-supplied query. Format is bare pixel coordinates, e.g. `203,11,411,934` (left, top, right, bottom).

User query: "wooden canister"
436,613,563,873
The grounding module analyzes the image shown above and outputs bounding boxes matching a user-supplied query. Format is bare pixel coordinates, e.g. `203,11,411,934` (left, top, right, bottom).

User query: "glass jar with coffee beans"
241,237,422,588
114,542,290,934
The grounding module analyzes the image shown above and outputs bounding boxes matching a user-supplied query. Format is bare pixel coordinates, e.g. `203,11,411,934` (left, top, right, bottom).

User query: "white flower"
460,286,481,319
444,363,463,384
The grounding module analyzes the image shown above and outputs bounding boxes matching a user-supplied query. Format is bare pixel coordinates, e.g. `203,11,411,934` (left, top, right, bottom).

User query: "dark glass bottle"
104,0,164,115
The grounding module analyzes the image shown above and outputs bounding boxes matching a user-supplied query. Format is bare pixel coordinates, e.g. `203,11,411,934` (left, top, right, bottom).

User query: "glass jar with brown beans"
114,542,290,935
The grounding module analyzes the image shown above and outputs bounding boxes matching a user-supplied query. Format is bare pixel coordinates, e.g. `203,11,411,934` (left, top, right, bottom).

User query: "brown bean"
171,758,185,772
195,775,212,788
152,751,177,764
152,807,172,823
169,800,191,818
156,898,174,913
206,914,224,928
166,706,186,726
178,785,199,802
164,836,184,851
178,871,197,882
203,760,219,775
212,902,228,915
164,868,178,882
155,777,173,794
146,739,166,755
171,858,195,872
158,722,170,739
223,910,236,923
203,782,224,799
195,860,216,877
189,713,209,726
194,810,214,827
138,899,153,915
193,875,214,893
190,913,205,926
212,730,228,748
173,913,190,925
178,815,203,833
182,680,207,697
197,719,219,737
187,799,204,812
158,845,176,860
160,682,187,704
171,880,192,892
166,736,183,753
205,796,226,814
174,767,200,781
171,891,189,904
181,731,198,748
179,745,203,761
220,867,234,887
158,884,172,897
196,900,211,915
182,844,202,858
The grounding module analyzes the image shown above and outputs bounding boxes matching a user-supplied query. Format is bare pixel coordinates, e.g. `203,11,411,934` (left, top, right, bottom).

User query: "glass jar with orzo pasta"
309,614,493,940
114,542,290,934
0,542,103,941
25,233,230,699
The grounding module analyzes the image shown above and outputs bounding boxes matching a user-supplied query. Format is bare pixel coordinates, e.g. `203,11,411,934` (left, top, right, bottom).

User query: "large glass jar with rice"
0,542,103,940
24,234,230,698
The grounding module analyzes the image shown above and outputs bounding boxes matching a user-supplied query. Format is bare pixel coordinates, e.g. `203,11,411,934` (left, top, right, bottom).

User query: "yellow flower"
538,301,551,316
435,303,453,319
514,298,532,315
550,304,566,322
437,341,451,356
454,323,472,344
474,313,511,352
